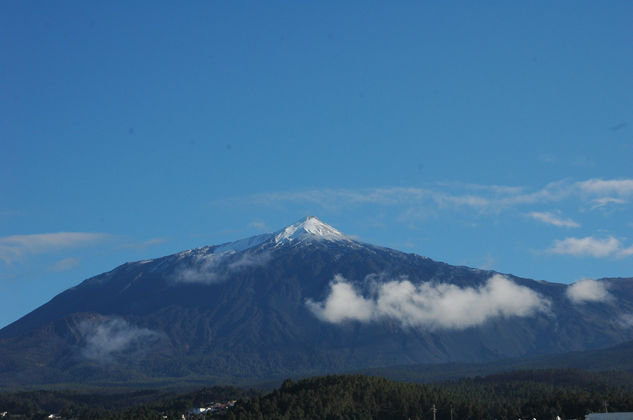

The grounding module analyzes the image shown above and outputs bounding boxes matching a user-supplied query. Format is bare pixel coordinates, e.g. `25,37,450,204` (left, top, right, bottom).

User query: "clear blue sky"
1,1,632,328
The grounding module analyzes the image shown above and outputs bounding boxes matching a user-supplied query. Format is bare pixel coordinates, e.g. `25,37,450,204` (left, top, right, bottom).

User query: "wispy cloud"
578,179,633,197
566,278,612,304
227,251,271,271
249,221,270,231
619,245,633,257
173,250,271,285
306,274,550,330
79,317,160,362
571,156,595,168
478,253,496,270
538,153,557,164
225,178,633,215
49,257,80,272
618,314,633,328
117,237,167,250
246,187,433,209
0,209,22,218
590,197,627,210
0,232,110,265
175,253,225,284
548,236,631,258
528,211,579,228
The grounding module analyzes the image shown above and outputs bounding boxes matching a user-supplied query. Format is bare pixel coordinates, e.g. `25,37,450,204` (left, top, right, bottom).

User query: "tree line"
1,369,633,419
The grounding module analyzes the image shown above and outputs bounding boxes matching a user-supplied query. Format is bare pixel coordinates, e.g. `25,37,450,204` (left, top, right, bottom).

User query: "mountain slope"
1,217,632,387
356,338,633,384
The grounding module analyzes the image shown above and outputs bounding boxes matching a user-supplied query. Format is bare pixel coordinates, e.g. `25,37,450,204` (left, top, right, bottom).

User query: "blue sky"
1,1,632,328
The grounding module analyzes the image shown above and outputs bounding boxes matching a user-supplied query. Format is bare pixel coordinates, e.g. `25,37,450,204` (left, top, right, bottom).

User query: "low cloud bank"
306,274,550,330
79,317,159,362
566,279,612,304
173,250,270,285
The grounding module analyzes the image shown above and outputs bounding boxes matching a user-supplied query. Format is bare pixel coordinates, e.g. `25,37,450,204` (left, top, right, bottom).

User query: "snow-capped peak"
274,216,348,244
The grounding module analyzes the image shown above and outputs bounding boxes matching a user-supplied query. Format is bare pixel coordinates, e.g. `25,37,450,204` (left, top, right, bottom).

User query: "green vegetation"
231,371,633,419
1,369,633,419
0,386,255,419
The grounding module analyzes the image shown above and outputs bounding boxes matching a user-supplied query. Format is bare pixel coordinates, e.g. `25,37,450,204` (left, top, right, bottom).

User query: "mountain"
357,338,633,384
1,216,632,387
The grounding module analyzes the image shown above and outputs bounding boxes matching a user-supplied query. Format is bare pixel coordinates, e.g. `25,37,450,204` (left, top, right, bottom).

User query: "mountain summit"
209,217,351,255
273,216,349,245
1,218,632,387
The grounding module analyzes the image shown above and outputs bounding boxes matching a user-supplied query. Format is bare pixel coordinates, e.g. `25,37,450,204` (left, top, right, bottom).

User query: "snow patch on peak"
274,216,349,244
175,233,273,259
176,217,351,256
214,233,273,254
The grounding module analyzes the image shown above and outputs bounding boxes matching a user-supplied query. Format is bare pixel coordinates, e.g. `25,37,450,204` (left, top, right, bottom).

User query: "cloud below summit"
566,279,612,304
173,250,271,285
306,274,550,330
79,317,159,362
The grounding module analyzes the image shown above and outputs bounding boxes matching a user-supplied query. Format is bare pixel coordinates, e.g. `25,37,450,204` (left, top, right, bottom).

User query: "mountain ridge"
1,217,632,387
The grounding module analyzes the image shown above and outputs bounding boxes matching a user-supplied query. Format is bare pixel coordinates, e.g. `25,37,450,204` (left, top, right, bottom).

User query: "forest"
1,369,633,419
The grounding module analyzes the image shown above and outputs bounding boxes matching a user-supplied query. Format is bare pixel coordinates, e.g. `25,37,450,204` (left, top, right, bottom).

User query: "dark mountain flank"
1,217,632,387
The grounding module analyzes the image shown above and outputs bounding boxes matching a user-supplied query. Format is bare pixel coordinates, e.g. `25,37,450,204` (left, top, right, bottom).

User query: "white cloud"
529,211,579,228
79,317,159,362
0,232,110,264
305,274,374,323
548,236,623,258
578,179,633,197
566,279,612,304
306,274,550,330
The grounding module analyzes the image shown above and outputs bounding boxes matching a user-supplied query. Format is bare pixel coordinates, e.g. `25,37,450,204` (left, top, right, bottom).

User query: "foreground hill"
1,217,632,387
